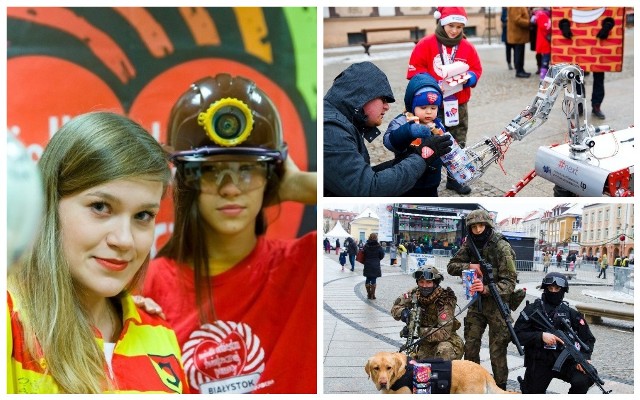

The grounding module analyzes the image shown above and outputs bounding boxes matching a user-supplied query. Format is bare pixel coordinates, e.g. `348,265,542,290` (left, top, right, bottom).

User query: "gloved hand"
418,134,453,160
559,19,573,39
597,17,615,39
400,308,411,323
462,71,478,88
409,123,431,138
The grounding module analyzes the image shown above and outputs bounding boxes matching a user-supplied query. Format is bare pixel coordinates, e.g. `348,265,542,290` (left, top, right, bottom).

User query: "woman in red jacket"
407,7,482,195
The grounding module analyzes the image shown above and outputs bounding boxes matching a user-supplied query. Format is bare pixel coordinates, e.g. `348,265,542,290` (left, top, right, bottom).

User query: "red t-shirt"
142,232,317,394
407,34,483,105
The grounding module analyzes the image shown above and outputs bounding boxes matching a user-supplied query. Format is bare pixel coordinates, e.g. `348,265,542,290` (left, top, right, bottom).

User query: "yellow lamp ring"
197,98,254,147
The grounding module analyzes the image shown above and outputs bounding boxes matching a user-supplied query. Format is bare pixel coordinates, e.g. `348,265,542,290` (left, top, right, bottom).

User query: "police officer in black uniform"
514,272,596,393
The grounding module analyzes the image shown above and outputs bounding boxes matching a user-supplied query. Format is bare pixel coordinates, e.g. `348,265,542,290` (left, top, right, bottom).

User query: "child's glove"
462,71,478,88
597,17,615,39
419,135,453,160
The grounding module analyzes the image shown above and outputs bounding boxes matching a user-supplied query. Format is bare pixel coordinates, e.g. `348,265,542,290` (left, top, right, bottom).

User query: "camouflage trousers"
413,332,464,361
438,101,469,148
463,299,511,387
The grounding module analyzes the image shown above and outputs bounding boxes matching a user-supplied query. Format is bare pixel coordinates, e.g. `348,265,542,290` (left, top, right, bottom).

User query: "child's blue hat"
412,87,443,110
404,73,443,111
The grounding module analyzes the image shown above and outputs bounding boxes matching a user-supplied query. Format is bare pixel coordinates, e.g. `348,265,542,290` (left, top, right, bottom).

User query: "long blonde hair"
8,112,171,393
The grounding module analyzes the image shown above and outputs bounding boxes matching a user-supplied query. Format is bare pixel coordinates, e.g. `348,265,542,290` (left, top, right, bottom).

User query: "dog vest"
390,357,452,394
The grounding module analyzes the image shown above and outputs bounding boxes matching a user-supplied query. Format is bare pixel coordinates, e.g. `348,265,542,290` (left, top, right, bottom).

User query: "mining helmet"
465,209,494,229
167,74,287,163
413,266,443,285
541,272,570,293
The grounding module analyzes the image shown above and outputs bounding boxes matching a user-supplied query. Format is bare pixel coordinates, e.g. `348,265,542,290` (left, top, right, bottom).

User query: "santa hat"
434,7,467,26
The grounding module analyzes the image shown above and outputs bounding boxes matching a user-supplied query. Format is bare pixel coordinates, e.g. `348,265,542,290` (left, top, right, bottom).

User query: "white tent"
324,222,352,240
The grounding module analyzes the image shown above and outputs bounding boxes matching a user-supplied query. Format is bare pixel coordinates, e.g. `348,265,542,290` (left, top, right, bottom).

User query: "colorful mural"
8,7,317,252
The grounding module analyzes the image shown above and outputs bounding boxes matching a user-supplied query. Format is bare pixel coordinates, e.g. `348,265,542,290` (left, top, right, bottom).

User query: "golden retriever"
365,351,517,394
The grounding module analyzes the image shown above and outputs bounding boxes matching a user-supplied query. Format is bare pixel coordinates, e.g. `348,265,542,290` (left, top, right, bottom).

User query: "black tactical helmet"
541,272,570,293
167,74,287,163
413,266,443,285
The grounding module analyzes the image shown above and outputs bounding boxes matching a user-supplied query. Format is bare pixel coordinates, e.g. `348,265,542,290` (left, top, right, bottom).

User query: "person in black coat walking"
362,233,385,300
345,237,359,271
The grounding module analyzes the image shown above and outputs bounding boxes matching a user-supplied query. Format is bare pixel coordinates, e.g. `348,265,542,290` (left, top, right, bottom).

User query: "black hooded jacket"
323,61,426,196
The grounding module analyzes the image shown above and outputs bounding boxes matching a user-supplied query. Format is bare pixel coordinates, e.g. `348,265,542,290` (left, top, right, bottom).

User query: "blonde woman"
8,112,187,393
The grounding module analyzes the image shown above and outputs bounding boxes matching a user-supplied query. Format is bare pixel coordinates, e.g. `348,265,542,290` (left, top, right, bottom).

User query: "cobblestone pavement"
323,29,634,197
323,252,634,394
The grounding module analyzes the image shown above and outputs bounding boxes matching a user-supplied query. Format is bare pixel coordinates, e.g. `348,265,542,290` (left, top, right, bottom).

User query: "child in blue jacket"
384,73,451,196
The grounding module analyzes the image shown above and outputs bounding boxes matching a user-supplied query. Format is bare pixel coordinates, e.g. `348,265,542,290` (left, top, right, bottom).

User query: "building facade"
323,209,358,235
350,208,380,244
581,203,634,264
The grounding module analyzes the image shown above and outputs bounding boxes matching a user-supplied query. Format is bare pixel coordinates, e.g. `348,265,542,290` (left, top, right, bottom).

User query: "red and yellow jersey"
7,291,188,394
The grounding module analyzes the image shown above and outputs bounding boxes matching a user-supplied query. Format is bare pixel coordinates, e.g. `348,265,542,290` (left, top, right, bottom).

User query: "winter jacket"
447,231,517,307
406,35,482,106
514,299,595,368
532,9,551,54
362,239,385,278
346,238,358,256
383,73,444,190
324,61,426,196
507,7,531,45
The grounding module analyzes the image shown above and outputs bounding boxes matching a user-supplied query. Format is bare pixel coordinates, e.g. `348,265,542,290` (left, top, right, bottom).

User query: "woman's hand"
273,156,317,205
132,295,166,320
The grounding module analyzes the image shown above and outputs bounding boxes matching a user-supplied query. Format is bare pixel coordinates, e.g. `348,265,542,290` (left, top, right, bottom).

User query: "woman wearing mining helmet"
514,273,596,393
141,74,317,394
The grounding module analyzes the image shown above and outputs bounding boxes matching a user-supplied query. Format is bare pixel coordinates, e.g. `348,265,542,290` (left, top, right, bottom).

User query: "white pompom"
434,10,441,20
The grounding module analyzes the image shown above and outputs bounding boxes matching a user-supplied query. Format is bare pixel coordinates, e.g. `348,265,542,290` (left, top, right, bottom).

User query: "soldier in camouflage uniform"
447,209,517,390
391,266,464,360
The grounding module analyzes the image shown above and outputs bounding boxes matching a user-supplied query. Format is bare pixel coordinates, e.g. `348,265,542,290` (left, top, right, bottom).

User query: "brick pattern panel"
551,7,626,72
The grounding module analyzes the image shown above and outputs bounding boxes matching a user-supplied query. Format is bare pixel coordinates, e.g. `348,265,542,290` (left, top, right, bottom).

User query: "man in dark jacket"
514,272,596,393
323,61,451,196
345,237,359,271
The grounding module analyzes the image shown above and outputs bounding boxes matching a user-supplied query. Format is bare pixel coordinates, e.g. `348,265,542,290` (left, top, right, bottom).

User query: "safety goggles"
542,275,568,288
183,160,270,193
414,269,436,281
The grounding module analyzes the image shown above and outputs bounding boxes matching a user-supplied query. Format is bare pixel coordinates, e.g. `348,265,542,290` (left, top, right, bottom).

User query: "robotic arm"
461,64,633,196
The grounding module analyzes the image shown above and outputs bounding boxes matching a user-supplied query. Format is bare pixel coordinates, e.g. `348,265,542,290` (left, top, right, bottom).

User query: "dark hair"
157,161,283,322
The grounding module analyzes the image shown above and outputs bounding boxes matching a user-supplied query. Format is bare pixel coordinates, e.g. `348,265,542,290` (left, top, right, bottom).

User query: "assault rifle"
521,308,611,394
399,293,479,354
467,236,524,356
400,292,421,355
